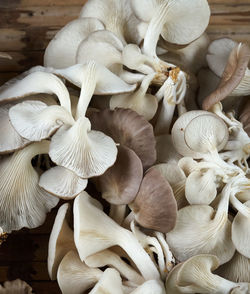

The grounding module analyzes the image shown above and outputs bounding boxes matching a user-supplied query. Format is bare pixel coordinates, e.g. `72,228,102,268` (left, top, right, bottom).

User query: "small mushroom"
0,140,59,233
44,18,105,68
48,203,75,280
0,279,33,294
88,108,156,170
129,167,177,233
73,191,160,281
57,250,103,294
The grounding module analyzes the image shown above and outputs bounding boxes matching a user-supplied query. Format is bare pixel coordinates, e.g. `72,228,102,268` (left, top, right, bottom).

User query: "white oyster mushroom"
73,191,160,281
48,203,75,280
131,0,210,57
0,141,59,233
39,166,87,199
130,280,165,294
85,249,144,286
44,18,104,68
57,250,103,294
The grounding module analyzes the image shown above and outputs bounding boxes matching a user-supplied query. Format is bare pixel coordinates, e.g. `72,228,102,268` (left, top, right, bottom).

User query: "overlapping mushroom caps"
2,0,250,292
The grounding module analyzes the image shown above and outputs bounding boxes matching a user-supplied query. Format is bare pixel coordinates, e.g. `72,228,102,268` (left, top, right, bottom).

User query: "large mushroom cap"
88,108,156,170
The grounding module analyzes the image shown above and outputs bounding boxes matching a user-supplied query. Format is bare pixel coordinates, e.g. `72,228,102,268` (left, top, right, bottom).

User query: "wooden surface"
0,0,249,293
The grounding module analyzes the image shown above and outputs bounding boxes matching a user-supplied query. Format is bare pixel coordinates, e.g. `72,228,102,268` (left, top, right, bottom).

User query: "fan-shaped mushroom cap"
203,42,250,110
39,166,87,200
49,116,117,178
0,279,33,294
0,71,71,112
44,18,104,68
130,167,177,233
73,191,160,280
94,145,143,205
57,250,102,294
110,73,158,121
131,0,210,56
9,100,75,141
76,30,124,71
48,203,75,280
89,268,123,294
0,141,59,233
85,249,144,285
88,108,156,170
0,104,30,154
216,251,250,283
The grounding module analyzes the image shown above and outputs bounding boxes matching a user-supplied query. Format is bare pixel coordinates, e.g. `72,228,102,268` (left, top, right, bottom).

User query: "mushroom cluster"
0,0,249,293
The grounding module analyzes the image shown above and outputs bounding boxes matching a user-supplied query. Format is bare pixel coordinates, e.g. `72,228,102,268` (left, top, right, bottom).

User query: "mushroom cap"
48,203,75,280
130,280,165,294
49,116,118,178
165,263,183,294
0,279,33,294
44,18,105,68
0,104,30,154
39,166,87,200
0,141,59,233
88,108,156,170
57,250,102,294
131,167,177,233
202,42,250,110
239,99,250,136
94,145,143,205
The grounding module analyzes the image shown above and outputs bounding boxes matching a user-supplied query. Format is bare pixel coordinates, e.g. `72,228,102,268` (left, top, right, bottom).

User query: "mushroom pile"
0,0,250,293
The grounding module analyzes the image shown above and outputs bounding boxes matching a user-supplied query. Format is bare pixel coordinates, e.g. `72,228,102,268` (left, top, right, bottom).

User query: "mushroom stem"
109,204,127,225
122,211,135,229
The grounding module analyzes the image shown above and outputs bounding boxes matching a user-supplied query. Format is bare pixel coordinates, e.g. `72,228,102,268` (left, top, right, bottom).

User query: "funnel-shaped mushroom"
166,181,235,264
0,141,59,233
48,203,75,280
203,41,250,110
73,191,160,281
130,167,177,233
88,108,156,170
131,0,210,57
94,145,143,205
44,18,104,68
57,250,103,294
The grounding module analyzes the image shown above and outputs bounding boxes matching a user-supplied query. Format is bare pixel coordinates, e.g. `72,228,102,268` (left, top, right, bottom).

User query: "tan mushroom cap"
0,279,33,294
202,42,250,110
0,141,59,233
130,167,177,233
44,18,105,68
88,108,156,170
94,145,143,205
48,203,75,280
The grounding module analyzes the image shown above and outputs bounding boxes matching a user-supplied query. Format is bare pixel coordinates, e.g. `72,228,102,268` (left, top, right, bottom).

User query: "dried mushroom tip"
131,0,210,57
88,268,124,294
48,203,75,280
203,42,250,110
88,108,156,170
57,250,103,294
39,166,87,200
130,167,177,233
0,104,30,154
0,140,59,233
0,229,7,246
94,145,143,205
44,18,105,69
76,30,124,72
0,52,12,59
0,71,71,112
110,73,158,121
130,280,165,294
85,249,144,285
73,191,160,281
0,279,33,294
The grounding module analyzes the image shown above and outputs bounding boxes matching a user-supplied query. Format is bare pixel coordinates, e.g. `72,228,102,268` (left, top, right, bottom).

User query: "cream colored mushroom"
0,279,33,294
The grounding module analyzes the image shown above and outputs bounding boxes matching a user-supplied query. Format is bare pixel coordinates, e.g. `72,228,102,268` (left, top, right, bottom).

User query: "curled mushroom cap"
44,18,105,68
57,250,103,294
88,108,156,170
130,167,177,233
203,42,250,110
48,203,75,280
0,141,59,233
0,279,33,294
94,145,143,205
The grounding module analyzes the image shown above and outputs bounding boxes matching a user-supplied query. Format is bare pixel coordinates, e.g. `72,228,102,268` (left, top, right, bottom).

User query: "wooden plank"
29,281,60,294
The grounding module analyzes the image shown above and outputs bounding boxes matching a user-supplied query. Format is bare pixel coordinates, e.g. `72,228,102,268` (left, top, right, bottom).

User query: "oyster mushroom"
0,140,59,233
0,279,33,294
